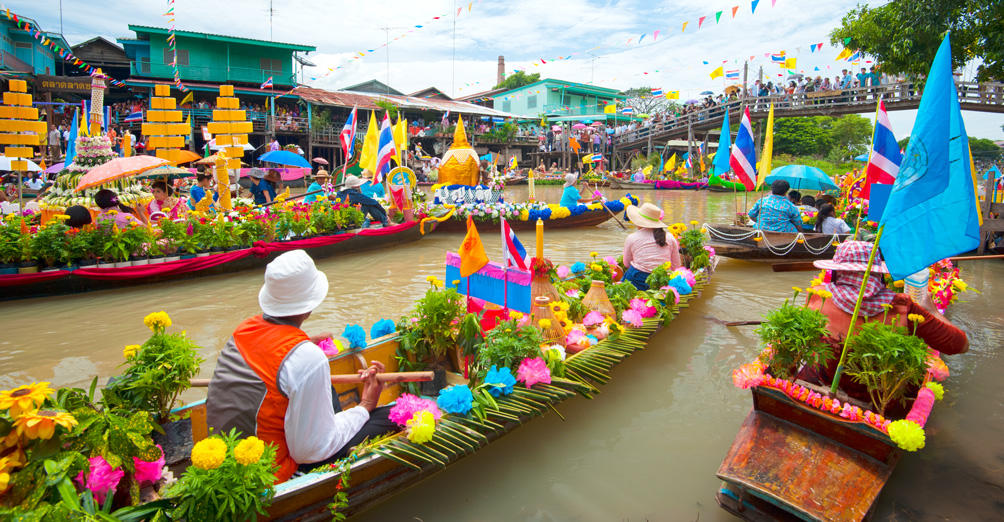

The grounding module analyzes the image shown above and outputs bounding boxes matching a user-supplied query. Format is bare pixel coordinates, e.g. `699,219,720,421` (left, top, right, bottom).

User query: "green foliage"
374,100,399,119
826,114,873,161
605,281,641,315
968,137,1003,160
629,152,661,170
644,264,675,291
772,115,872,160
102,324,203,421
0,217,25,264
756,297,832,379
398,287,466,362
28,222,72,267
494,70,540,90
845,321,930,415
165,429,278,522
456,313,484,358
481,122,517,142
97,222,151,262
831,0,1002,82
475,319,544,375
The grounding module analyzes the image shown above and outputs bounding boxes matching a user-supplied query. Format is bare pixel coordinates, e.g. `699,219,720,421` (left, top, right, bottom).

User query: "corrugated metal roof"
128,25,315,52
292,86,519,118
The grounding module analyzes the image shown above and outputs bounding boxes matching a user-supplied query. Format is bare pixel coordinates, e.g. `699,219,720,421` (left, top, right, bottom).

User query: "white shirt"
277,341,370,464
25,178,45,190
821,216,852,235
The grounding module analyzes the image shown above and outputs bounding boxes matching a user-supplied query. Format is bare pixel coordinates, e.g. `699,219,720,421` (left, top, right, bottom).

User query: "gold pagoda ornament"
207,85,251,211
437,115,479,186
141,84,190,164
0,79,44,207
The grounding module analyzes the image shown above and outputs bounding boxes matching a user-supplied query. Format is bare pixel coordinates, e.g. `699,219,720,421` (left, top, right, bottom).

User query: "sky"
13,0,1003,139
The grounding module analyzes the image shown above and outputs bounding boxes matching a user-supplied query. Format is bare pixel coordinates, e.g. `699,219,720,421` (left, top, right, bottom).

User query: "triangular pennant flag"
682,21,689,32
698,16,706,28
715,11,723,23
732,5,739,17
751,0,760,13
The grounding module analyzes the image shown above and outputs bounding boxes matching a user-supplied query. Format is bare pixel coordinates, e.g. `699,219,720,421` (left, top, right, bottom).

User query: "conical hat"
450,115,470,149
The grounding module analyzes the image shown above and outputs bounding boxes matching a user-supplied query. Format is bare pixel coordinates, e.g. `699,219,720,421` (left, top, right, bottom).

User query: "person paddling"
206,250,396,482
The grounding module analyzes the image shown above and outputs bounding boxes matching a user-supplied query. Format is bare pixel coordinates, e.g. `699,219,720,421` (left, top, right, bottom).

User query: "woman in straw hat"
798,241,968,408
622,202,682,290
304,168,329,204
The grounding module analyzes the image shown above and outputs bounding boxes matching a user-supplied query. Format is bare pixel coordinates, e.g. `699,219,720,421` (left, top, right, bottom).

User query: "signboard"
35,75,92,93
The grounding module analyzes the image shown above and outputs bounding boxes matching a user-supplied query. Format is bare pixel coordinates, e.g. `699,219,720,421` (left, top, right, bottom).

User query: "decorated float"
608,178,706,190
0,221,716,519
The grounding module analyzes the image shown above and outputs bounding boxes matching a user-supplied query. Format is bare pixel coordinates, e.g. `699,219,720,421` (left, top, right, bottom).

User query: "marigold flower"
753,237,763,242
234,436,266,465
123,344,141,359
406,410,436,444
589,251,598,257
816,290,833,299
425,275,436,283
796,237,805,244
689,220,699,226
537,319,552,329
53,214,71,220
143,311,172,332
893,280,905,288
907,313,926,324
191,437,227,470
14,409,77,440
590,263,603,272
791,286,803,293
887,419,926,452
0,382,54,417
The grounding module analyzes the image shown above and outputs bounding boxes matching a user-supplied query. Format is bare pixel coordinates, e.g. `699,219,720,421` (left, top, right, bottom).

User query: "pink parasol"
572,123,588,130
74,156,171,192
312,157,329,165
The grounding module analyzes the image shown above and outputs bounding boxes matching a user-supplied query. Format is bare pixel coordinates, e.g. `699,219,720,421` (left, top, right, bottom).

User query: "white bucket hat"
563,173,578,188
258,250,329,317
342,174,366,189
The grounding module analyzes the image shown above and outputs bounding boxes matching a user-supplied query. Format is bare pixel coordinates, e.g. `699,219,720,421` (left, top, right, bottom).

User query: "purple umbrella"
684,99,700,105
45,161,64,174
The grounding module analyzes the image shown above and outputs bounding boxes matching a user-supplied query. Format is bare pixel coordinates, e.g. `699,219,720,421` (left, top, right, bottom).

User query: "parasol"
45,161,65,174
312,157,329,165
74,156,171,192
196,153,247,166
0,156,41,172
684,99,699,105
724,85,741,95
591,122,603,127
259,150,311,168
136,166,195,180
572,123,587,130
765,165,838,191
172,150,203,165
700,90,714,95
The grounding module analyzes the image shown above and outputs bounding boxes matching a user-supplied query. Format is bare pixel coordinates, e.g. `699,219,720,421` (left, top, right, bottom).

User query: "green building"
0,15,70,76
118,25,315,87
493,79,625,121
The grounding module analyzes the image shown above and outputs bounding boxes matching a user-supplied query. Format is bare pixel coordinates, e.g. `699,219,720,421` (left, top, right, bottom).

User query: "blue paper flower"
668,275,692,295
342,324,367,348
370,318,396,339
570,262,587,274
484,365,515,397
436,384,474,415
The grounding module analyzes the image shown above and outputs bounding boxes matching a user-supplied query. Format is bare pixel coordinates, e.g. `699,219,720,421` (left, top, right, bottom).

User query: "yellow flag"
359,111,379,173
80,110,90,137
642,165,652,177
969,143,983,226
666,91,680,100
757,104,774,189
834,48,853,61
603,104,617,114
663,153,677,172
180,91,194,106
710,66,724,80
458,215,489,277
784,57,797,69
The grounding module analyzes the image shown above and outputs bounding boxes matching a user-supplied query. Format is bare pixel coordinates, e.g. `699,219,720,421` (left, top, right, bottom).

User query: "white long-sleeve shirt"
277,342,369,464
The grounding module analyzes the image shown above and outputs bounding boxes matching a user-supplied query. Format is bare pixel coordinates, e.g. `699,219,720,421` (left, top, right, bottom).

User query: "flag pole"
829,224,884,396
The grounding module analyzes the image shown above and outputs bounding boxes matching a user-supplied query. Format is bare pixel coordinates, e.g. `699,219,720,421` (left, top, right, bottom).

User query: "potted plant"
844,321,930,416
470,319,544,383
397,283,466,378
69,228,98,268
17,233,39,274
0,218,23,274
29,221,73,270
156,219,185,261
755,288,832,380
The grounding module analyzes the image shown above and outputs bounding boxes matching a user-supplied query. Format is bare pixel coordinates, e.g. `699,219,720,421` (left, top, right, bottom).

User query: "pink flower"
133,445,165,485
565,329,585,347
388,393,442,426
565,288,581,298
603,256,617,267
318,337,340,356
905,387,936,426
75,456,124,504
556,265,571,279
732,361,766,389
629,298,657,318
703,245,716,257
582,310,605,326
621,309,643,327
660,286,681,305
516,357,551,388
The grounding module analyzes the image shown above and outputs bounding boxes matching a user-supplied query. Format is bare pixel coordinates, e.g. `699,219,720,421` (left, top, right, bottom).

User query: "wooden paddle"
189,371,434,388
772,253,1004,272
593,182,627,230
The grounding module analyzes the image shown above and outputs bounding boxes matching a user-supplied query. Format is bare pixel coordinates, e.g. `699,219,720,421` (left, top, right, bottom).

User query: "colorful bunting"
751,0,760,14
715,11,723,23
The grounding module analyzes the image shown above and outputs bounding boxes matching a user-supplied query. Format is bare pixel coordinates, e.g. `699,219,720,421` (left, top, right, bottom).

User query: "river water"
1,187,1000,520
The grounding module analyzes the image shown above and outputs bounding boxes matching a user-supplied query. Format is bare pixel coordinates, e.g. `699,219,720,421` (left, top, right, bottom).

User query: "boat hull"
432,207,616,233
706,224,846,262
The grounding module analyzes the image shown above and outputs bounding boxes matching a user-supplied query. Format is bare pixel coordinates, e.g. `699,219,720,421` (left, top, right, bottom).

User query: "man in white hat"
206,250,394,482
559,172,597,208
333,174,390,227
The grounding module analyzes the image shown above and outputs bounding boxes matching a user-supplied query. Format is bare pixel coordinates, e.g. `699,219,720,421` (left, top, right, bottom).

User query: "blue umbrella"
854,153,870,162
765,165,838,191
259,150,311,168
700,90,714,95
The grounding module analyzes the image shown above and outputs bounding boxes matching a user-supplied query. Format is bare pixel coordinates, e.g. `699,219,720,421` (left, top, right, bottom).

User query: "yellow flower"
451,279,460,285
538,319,552,329
817,290,833,300
791,286,803,293
234,436,266,465
53,214,71,221
753,237,763,242
0,469,8,493
589,251,598,258
509,311,523,320
893,280,905,288
689,220,698,226
907,314,926,324
700,227,707,234
13,409,77,440
143,311,172,332
406,410,436,444
796,237,805,244
123,344,141,359
951,279,968,292
0,382,54,418
832,240,840,246
425,275,436,283
887,419,925,452
191,437,227,470
881,303,894,311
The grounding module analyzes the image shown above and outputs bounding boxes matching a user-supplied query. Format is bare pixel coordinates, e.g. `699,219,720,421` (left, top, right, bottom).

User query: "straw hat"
813,241,889,273
342,174,365,189
625,203,667,228
315,168,330,180
258,250,329,317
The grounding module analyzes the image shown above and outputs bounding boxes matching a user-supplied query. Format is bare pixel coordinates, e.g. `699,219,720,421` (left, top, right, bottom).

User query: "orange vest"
232,315,310,482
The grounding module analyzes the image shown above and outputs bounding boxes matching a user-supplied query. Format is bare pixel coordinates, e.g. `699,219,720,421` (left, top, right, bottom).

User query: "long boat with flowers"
608,178,707,190
704,223,851,262
715,257,975,521
424,190,638,233
0,222,718,519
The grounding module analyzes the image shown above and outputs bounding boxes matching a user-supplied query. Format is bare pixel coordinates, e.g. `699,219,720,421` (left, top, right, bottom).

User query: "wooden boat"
707,176,748,192
170,265,715,520
706,224,847,262
609,179,654,190
430,206,619,233
0,221,435,301
716,383,902,521
609,179,707,190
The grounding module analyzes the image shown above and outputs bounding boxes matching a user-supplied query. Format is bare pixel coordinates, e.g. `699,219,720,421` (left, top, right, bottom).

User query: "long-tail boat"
169,260,717,520
706,223,848,262
707,176,749,192
420,195,638,234
609,179,706,190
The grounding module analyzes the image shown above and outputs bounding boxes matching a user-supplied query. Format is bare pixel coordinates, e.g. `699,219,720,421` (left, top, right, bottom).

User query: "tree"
828,114,873,160
773,116,834,156
831,0,1003,82
621,87,679,115
494,71,540,90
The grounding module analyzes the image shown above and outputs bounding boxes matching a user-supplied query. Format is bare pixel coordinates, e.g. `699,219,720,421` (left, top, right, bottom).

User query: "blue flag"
878,33,980,280
713,107,731,177
65,110,79,166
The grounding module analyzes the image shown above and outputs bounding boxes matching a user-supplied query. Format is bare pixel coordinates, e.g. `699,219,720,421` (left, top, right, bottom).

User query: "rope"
704,223,841,257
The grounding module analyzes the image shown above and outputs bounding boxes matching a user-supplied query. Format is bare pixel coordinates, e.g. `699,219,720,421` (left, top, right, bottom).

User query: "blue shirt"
748,194,802,233
250,180,277,205
560,186,581,208
304,182,323,204
188,185,217,210
359,180,384,199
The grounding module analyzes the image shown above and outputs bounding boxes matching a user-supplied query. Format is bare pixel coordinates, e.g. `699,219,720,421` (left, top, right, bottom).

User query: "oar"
189,371,434,388
593,183,627,230
772,253,1004,272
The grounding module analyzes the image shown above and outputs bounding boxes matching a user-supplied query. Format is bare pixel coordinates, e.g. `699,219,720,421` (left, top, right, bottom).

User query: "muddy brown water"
1,186,1000,520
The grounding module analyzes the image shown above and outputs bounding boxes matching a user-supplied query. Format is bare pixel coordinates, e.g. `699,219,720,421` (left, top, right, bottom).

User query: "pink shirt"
622,228,682,273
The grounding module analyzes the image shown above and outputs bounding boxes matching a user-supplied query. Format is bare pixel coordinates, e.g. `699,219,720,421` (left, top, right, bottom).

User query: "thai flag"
124,109,143,123
340,105,357,161
770,52,786,63
441,110,450,127
507,156,517,170
684,152,692,169
260,76,273,89
728,106,757,191
374,111,397,182
861,99,902,199
650,88,663,96
620,107,635,115
725,70,740,79
501,218,528,271
590,154,604,163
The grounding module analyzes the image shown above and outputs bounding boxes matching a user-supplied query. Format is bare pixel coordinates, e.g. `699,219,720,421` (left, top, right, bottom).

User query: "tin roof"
292,86,519,118
128,25,315,52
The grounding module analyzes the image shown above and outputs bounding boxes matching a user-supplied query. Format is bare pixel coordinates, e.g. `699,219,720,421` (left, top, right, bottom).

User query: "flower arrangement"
446,195,638,223
754,287,833,379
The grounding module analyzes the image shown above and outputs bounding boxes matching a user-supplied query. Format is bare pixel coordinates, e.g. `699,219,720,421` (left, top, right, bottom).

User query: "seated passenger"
815,203,852,235
334,174,390,228
747,180,802,233
559,173,596,208
94,189,142,227
622,203,682,290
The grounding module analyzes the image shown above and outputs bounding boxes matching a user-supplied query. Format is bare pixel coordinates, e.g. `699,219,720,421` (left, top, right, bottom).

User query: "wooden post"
686,116,694,178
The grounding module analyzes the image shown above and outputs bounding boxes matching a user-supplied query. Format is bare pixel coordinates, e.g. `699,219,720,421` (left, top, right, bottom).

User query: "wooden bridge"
611,81,1004,169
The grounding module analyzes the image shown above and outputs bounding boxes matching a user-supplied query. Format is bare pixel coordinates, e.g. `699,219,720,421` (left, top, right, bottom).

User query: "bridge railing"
614,80,1004,147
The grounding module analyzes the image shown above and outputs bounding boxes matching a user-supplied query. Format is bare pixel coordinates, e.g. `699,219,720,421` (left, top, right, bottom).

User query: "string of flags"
1,7,127,88
164,0,188,92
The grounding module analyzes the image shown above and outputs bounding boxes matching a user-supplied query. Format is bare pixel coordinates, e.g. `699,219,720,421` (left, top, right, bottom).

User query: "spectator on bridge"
748,180,802,234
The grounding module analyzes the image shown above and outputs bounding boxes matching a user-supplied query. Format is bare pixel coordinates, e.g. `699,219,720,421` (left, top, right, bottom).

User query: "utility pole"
686,116,694,179
588,53,598,84
380,27,391,94
741,61,749,115
452,0,457,97
268,0,274,40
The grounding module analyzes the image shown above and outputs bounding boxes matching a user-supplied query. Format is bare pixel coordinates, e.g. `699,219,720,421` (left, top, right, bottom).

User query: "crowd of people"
746,179,847,234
